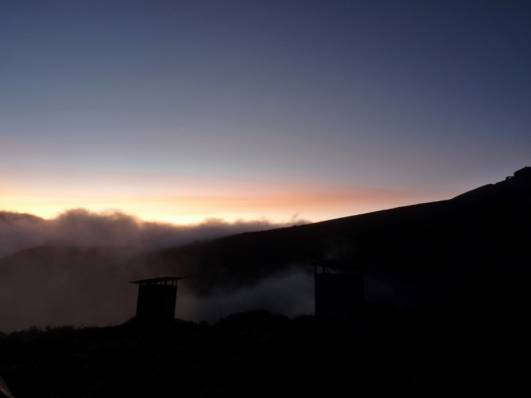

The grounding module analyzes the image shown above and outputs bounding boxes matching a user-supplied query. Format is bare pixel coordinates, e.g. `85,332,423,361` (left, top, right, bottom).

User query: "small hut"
131,276,185,323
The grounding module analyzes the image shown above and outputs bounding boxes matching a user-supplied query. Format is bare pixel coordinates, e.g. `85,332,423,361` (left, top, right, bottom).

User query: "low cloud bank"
176,268,314,321
0,209,308,331
0,209,302,257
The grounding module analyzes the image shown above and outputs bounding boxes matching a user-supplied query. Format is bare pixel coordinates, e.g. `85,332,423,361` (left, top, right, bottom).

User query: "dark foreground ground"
1,308,529,397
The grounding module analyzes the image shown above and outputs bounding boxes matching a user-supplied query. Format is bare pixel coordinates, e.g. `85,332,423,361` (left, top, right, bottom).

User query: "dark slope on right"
152,167,531,313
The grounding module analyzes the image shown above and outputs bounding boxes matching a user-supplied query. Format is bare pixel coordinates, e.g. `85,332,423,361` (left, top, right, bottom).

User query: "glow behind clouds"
0,174,439,224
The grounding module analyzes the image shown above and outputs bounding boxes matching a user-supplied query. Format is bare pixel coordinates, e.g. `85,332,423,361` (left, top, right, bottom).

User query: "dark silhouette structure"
314,264,364,320
131,277,184,322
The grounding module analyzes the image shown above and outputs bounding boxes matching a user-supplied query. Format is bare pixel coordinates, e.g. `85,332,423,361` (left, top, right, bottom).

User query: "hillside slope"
152,167,531,311
1,168,529,330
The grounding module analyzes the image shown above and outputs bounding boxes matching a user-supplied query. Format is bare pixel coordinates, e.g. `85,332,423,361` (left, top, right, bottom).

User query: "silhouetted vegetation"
1,308,527,397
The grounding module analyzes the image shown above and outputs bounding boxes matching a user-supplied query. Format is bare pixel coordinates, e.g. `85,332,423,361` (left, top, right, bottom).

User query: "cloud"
0,209,308,331
0,209,303,257
0,212,48,257
176,268,314,321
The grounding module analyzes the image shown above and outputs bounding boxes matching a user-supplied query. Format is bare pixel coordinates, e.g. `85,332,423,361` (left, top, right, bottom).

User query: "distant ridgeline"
158,167,531,316
1,168,530,332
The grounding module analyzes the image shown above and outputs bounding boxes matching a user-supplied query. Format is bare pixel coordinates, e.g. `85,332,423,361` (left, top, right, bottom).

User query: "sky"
1,0,530,224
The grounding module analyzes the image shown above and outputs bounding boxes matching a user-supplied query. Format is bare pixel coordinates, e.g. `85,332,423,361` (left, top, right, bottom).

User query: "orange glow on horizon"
0,179,441,225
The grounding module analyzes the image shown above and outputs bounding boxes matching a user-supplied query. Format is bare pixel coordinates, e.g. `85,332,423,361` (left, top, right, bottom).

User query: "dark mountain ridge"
151,167,531,313
1,168,530,330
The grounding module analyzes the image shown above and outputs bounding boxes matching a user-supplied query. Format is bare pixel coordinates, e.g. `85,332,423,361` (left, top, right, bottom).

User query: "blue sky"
1,0,530,223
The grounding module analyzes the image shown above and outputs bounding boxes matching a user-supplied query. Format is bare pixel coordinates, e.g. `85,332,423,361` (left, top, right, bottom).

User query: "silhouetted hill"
1,168,530,330
151,167,531,314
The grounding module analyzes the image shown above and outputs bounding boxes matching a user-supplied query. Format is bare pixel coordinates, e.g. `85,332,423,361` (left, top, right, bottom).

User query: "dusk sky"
1,0,530,224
